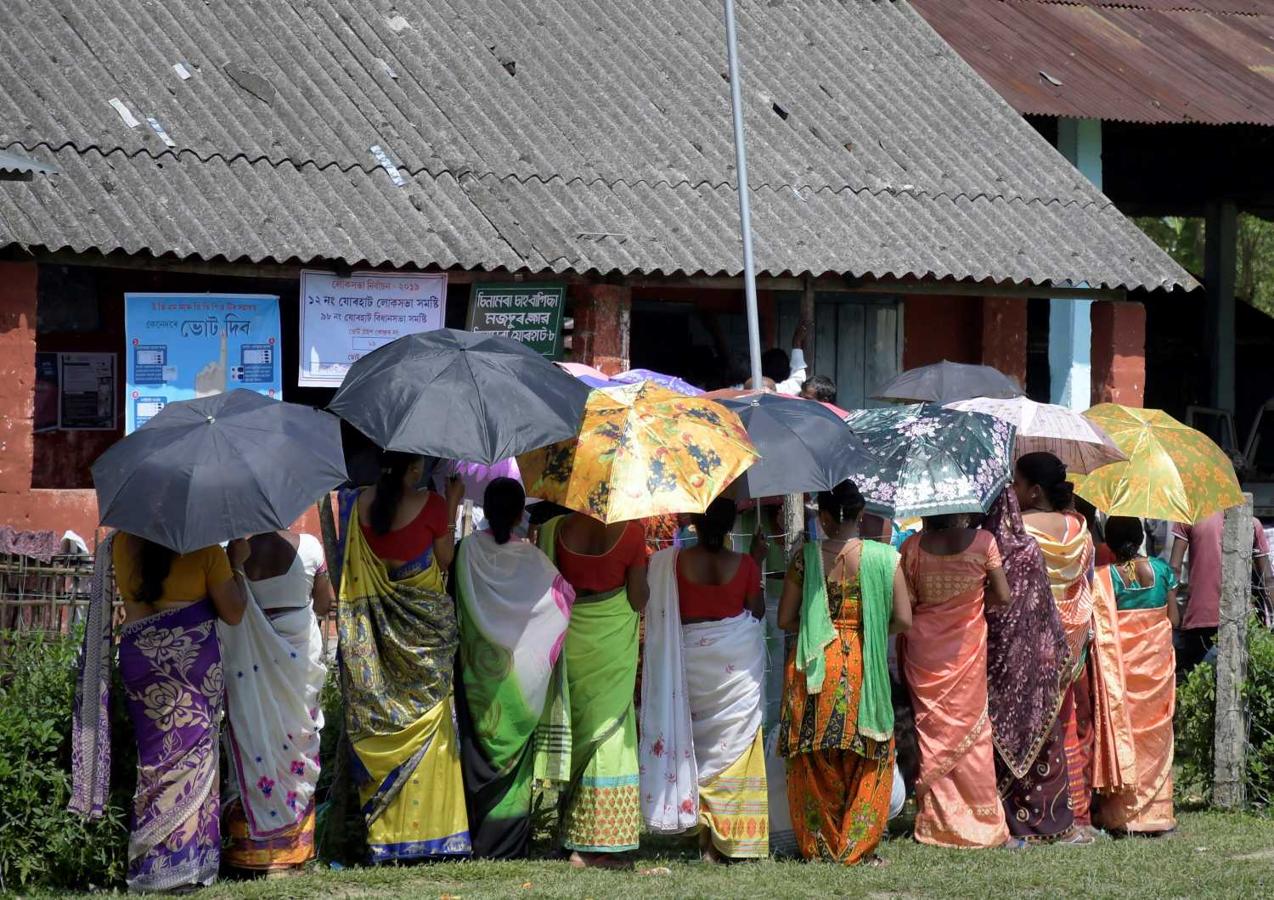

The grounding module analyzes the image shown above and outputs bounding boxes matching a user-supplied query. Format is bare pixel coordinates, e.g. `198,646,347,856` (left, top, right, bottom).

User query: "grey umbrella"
92,390,348,553
328,329,592,464
872,360,1024,405
711,391,876,499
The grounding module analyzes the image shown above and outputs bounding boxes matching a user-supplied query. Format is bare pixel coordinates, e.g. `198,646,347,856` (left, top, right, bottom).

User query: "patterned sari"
339,506,470,862
539,517,641,853
981,492,1074,842
780,540,897,866
1094,559,1177,834
899,532,1009,849
70,534,224,892
1025,513,1096,826
455,531,574,859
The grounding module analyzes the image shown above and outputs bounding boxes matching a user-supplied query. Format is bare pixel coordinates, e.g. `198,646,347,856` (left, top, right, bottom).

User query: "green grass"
56,809,1274,899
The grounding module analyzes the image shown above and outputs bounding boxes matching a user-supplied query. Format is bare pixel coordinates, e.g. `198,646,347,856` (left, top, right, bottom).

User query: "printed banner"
299,269,447,387
124,293,281,433
59,352,116,430
466,283,565,358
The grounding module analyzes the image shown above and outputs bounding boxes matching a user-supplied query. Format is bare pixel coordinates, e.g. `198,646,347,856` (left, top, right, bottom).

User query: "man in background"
799,375,837,404
1170,511,1274,672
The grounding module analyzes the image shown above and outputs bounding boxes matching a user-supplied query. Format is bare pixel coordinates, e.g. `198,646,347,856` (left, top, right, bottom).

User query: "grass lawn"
70,809,1274,899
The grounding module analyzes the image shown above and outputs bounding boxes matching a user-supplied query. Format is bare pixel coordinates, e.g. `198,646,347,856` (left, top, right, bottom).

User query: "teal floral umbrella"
844,403,1016,518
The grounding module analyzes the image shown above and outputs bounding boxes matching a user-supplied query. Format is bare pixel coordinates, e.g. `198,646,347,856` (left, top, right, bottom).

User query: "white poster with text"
298,270,447,387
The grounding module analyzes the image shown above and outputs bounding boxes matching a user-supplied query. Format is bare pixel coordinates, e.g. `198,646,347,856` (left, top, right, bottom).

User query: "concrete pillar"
569,283,631,375
1090,301,1146,407
1205,200,1238,415
980,296,1027,391
1050,118,1102,410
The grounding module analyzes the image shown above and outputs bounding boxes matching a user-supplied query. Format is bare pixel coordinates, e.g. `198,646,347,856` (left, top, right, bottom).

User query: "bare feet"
569,851,633,870
864,855,890,868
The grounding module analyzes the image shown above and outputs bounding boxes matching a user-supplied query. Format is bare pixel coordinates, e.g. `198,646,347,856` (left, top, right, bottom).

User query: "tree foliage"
1135,215,1274,317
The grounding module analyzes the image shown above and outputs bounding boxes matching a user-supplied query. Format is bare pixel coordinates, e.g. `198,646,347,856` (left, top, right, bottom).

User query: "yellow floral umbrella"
519,381,758,524
1072,404,1244,523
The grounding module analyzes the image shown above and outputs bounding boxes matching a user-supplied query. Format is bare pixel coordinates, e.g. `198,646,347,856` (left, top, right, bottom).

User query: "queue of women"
68,338,1246,890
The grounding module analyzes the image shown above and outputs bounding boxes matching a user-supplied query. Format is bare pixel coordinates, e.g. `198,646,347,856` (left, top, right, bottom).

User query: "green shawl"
795,538,898,742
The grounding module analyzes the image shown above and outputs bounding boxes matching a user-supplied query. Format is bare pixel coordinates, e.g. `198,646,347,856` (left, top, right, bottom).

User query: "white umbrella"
946,396,1126,474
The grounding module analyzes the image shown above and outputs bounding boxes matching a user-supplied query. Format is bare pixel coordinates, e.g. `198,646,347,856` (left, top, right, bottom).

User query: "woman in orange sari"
900,515,1016,849
778,482,911,866
1093,517,1179,835
1014,452,1097,837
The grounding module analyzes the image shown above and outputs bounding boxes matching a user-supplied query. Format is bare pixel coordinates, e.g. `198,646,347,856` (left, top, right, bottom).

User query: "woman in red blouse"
639,497,770,861
538,511,649,867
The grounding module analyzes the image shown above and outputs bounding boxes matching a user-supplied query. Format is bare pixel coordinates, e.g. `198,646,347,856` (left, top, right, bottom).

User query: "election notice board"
299,270,447,387
465,283,565,358
124,294,281,433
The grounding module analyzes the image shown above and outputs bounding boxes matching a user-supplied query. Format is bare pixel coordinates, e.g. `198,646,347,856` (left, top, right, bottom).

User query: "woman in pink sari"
900,515,1016,849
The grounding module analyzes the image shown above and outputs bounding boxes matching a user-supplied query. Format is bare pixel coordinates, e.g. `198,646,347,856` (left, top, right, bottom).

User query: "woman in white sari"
219,530,331,872
640,497,769,861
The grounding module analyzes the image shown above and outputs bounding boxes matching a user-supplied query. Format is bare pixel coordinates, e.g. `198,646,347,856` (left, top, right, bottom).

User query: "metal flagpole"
723,0,764,390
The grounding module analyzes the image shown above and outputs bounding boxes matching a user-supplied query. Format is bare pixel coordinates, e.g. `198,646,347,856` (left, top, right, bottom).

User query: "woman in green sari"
539,511,649,868
455,479,575,858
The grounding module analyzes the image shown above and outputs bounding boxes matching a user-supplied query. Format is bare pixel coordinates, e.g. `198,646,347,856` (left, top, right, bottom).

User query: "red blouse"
556,520,649,594
361,492,449,562
677,553,759,620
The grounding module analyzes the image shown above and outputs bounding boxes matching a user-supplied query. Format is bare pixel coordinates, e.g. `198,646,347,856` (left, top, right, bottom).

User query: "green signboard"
466,283,566,359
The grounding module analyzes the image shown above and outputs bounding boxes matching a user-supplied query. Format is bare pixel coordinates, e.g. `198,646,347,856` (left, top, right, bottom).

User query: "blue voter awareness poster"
123,293,282,433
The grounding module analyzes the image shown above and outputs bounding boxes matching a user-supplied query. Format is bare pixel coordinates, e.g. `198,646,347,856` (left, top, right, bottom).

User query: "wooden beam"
1205,200,1238,415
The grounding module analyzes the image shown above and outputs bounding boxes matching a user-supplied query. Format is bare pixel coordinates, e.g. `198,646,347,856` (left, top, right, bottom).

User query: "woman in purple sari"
981,490,1085,844
71,532,247,891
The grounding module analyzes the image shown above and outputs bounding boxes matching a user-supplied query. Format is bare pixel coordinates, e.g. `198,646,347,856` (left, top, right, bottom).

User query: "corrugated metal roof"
913,0,1274,125
0,0,1195,290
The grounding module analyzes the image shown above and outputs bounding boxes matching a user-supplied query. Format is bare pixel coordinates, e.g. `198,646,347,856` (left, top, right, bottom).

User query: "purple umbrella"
610,369,704,396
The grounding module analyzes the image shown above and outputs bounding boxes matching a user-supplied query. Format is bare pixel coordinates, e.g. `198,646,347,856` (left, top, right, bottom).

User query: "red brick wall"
1091,300,1146,407
569,283,631,374
0,261,101,537
903,293,1028,390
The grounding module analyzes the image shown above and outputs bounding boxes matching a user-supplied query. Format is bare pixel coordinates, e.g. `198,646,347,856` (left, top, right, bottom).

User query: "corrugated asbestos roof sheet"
913,0,1274,126
0,0,1194,290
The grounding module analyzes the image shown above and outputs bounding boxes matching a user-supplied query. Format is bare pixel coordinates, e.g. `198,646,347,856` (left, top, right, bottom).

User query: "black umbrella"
872,360,1024,405
92,390,348,553
328,329,592,464
711,390,876,499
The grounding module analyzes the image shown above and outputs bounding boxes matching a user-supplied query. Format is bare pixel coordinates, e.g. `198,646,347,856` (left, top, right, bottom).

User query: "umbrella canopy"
704,390,874,499
844,403,1016,518
92,390,348,553
946,396,1126,474
873,360,1024,404
329,329,591,464
519,382,757,524
610,368,705,396
1072,404,1244,523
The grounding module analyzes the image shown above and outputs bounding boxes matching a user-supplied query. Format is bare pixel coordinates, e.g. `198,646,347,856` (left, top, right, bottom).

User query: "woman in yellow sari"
1093,517,1179,835
1014,452,1097,837
339,452,471,862
778,481,911,866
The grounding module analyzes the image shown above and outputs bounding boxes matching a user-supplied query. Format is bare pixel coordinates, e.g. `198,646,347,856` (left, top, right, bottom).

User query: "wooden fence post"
1212,494,1254,810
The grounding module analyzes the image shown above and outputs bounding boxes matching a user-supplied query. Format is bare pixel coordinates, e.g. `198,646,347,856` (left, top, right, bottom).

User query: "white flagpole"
723,0,764,390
